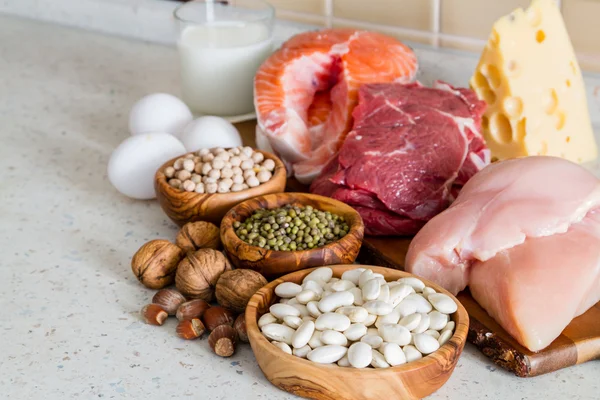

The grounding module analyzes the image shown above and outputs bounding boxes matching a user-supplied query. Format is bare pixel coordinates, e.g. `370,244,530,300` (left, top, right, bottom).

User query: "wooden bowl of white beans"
245,264,469,400
154,147,287,226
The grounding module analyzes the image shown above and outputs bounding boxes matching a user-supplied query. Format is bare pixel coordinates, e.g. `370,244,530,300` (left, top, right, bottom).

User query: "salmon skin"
254,29,418,184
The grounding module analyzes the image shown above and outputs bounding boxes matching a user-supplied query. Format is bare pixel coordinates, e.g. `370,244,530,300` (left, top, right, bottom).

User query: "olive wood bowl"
154,149,286,226
246,265,469,400
220,193,364,279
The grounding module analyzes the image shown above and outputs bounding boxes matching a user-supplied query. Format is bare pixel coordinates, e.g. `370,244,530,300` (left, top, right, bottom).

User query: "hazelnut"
141,304,168,326
152,288,186,315
131,240,184,289
215,269,267,313
175,249,232,301
176,299,211,321
202,306,236,331
176,318,206,340
175,221,221,253
208,325,237,357
233,314,248,343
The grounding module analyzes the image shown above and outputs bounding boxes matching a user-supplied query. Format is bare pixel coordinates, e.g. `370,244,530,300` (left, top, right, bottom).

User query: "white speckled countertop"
1,14,599,400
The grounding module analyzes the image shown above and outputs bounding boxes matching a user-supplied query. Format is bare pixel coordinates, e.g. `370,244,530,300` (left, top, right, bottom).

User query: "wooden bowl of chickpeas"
154,146,287,226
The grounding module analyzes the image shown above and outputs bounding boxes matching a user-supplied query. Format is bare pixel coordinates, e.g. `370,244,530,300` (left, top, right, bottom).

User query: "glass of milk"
174,0,274,117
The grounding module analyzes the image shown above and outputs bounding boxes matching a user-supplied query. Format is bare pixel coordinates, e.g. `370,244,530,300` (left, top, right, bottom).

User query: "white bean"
318,291,354,313
343,323,367,341
306,301,322,318
302,280,324,295
258,313,277,328
308,330,324,349
381,343,407,366
412,313,430,334
367,328,379,336
315,313,351,332
438,329,453,346
402,345,423,362
363,313,377,327
428,311,449,331
362,279,381,301
287,298,299,305
358,269,375,288
337,355,351,367
303,267,333,285
331,279,356,292
275,282,302,298
341,268,365,285
442,321,455,333
399,313,422,331
349,287,364,306
307,345,347,364
262,323,295,345
428,293,458,314
283,315,303,329
371,349,390,368
363,300,393,316
296,290,318,304
422,287,436,298
414,333,440,354
270,303,300,319
321,330,348,346
335,306,368,323
291,303,310,318
398,277,425,291
378,324,411,345
293,345,311,358
323,278,340,291
272,341,292,354
404,294,433,313
395,297,418,318
360,334,383,349
348,342,372,368
291,320,315,349
424,330,441,339
375,309,401,328
377,284,390,303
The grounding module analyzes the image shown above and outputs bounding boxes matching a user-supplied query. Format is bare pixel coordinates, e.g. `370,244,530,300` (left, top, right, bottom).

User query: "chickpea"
164,166,175,178
182,180,196,192
176,170,191,181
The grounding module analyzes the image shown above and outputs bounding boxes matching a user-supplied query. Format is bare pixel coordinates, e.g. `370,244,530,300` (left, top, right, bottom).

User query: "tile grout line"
431,0,441,48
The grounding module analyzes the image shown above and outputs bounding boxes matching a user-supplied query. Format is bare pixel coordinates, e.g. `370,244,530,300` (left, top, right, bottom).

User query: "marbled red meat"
310,81,490,236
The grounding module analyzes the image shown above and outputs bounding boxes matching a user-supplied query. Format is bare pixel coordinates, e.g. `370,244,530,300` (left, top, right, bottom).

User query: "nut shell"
233,314,248,343
141,304,168,326
176,318,206,340
152,288,187,315
175,249,232,301
176,299,211,321
202,306,236,331
208,325,237,357
215,269,267,313
176,221,221,253
131,240,184,289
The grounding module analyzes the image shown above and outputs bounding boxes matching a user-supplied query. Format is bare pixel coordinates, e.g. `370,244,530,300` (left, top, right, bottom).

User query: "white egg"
108,133,186,199
129,93,193,137
180,116,242,152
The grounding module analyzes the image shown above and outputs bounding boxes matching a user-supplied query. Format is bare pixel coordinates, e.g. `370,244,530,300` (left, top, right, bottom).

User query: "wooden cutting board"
235,120,600,377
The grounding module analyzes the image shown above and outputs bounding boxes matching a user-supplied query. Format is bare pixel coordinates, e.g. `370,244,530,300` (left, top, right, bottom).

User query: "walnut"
175,221,221,253
131,240,184,289
175,249,232,301
215,269,267,313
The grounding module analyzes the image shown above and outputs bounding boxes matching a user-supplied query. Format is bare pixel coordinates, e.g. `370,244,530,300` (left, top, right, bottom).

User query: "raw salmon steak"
254,29,418,183
406,156,600,351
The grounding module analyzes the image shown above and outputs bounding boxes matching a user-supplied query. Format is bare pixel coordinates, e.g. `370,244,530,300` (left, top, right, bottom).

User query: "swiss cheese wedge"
470,0,597,163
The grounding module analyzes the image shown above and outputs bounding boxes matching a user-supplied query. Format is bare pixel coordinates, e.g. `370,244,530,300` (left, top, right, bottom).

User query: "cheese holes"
536,30,546,43
489,113,513,144
570,61,577,75
490,30,500,47
555,111,566,130
566,80,571,88
526,6,542,27
479,88,496,105
481,115,489,130
506,60,519,77
503,97,523,118
543,89,558,115
483,65,501,89
515,118,527,141
473,71,489,89
566,136,571,143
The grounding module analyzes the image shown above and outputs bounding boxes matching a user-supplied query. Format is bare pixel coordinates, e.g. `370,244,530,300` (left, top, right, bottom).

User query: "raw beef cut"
311,81,490,236
405,156,600,351
254,29,418,184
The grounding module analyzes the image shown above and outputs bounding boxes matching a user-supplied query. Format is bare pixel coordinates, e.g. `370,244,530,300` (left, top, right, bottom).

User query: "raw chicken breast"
406,156,600,351
254,29,418,183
